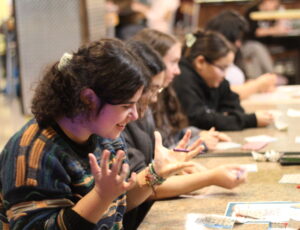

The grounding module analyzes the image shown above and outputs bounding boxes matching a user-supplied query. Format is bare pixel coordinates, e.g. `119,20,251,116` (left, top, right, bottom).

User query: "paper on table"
185,213,235,230
287,109,300,117
242,141,268,151
279,174,300,184
225,202,300,224
240,163,258,172
295,136,300,144
245,135,278,143
215,142,241,150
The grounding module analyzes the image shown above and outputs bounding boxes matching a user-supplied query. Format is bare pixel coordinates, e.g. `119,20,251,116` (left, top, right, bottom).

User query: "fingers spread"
89,153,100,176
124,172,137,190
176,129,192,149
111,150,125,176
100,150,111,176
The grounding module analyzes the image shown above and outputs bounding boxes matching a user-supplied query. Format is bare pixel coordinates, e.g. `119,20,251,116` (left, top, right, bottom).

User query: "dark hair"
183,30,235,64
126,40,165,77
32,38,148,126
133,28,178,57
126,39,166,116
205,10,249,44
152,87,188,141
132,29,188,140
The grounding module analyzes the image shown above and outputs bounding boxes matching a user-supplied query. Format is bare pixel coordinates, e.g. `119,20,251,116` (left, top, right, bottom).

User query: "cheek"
205,71,222,88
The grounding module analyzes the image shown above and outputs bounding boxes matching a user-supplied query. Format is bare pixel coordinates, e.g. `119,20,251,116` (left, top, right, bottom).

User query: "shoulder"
0,119,69,169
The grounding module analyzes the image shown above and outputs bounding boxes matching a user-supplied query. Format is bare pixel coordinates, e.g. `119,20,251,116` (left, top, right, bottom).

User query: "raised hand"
175,129,204,159
89,150,136,201
152,131,203,179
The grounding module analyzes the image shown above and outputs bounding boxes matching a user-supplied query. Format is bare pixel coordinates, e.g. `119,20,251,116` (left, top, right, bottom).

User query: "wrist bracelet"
145,162,166,187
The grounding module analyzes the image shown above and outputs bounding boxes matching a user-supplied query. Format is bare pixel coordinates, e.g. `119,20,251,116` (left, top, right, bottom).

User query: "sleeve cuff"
245,113,257,128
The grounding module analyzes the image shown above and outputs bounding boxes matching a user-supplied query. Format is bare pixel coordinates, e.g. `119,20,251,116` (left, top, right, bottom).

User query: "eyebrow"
121,101,137,105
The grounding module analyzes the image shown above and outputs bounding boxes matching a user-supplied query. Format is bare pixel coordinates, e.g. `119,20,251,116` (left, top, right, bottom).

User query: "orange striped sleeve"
20,124,39,147
15,155,26,187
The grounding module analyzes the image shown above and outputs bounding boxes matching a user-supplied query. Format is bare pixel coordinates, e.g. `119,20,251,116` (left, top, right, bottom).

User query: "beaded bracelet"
145,162,166,187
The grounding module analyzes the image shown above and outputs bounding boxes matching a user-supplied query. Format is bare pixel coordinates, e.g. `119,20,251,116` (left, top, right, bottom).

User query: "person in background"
245,0,291,40
131,0,180,34
109,0,146,40
173,30,273,131
133,28,231,149
123,38,247,230
0,38,199,230
205,10,277,100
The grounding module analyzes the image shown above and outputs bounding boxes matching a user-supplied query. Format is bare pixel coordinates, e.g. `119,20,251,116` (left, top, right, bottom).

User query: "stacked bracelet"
145,162,166,187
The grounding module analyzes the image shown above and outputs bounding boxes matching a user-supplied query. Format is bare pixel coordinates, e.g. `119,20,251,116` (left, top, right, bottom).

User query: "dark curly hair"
31,38,149,127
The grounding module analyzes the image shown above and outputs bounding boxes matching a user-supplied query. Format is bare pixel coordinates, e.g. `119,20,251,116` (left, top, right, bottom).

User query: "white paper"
215,142,241,150
295,136,300,143
245,135,278,143
279,174,300,184
240,163,258,172
287,109,300,117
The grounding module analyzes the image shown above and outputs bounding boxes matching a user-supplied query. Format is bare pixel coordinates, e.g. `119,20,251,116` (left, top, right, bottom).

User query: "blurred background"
0,0,300,149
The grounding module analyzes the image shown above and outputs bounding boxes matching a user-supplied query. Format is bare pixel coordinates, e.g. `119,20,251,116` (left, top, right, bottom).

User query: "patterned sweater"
0,119,127,230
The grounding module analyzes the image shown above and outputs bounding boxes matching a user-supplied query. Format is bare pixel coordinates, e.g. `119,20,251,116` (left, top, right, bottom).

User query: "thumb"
154,131,163,149
209,127,215,132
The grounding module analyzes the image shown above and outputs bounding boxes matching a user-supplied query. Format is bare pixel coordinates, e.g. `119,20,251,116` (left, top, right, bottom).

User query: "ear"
193,55,205,71
80,88,99,110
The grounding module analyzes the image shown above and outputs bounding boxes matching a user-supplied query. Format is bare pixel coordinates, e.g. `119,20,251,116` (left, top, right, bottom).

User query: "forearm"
150,171,214,200
126,167,154,211
230,81,259,100
72,188,114,224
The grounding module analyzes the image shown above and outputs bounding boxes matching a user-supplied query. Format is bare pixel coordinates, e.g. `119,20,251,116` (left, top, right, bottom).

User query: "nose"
130,104,139,121
174,64,181,75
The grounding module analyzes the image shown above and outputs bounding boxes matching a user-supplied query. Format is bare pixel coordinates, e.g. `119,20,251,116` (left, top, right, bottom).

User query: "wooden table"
139,156,300,230
139,93,300,229
241,85,300,111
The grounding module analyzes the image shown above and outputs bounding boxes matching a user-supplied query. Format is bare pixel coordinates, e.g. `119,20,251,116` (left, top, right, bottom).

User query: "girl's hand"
210,165,247,189
89,151,136,201
152,131,203,178
200,127,231,150
255,111,274,127
175,129,204,156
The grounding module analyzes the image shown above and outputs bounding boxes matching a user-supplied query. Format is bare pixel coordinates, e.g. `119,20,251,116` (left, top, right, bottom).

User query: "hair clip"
58,52,73,71
185,33,197,48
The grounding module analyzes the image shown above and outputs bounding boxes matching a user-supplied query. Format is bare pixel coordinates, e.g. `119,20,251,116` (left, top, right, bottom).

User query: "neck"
55,116,91,144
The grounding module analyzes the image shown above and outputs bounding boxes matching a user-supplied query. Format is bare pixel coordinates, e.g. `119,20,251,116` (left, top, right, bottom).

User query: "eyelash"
122,104,133,110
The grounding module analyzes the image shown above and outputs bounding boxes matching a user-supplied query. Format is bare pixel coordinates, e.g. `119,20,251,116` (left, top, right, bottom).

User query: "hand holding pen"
173,129,205,160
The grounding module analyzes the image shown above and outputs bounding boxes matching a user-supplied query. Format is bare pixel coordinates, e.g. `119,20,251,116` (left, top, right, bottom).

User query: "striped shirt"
0,119,127,230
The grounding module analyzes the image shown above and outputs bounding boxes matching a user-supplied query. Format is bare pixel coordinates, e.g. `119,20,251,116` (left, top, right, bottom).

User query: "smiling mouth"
117,123,126,128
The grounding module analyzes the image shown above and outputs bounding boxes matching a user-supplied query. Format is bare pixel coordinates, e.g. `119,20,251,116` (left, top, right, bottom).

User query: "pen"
173,148,190,152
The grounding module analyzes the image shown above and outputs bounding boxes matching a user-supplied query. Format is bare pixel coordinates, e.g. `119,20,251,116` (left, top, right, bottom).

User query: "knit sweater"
0,119,127,230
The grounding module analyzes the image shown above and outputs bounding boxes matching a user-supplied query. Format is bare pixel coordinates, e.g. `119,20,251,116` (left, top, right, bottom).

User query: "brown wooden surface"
139,156,300,230
139,91,300,230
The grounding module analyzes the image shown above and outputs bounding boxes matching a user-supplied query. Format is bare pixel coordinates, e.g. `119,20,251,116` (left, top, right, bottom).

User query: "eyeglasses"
205,58,230,73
